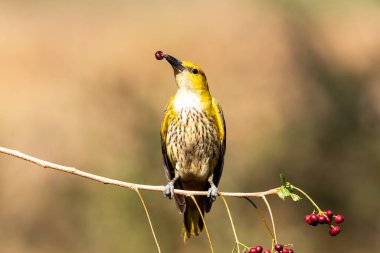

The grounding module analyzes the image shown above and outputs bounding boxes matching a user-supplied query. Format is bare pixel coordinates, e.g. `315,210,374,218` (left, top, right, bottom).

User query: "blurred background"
0,0,379,252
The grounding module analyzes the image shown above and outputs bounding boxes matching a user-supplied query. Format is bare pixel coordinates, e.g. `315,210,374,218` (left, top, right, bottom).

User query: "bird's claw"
163,182,175,199
207,185,218,203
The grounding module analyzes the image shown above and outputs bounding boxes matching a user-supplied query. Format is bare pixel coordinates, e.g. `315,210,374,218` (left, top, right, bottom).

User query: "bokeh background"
0,1,379,252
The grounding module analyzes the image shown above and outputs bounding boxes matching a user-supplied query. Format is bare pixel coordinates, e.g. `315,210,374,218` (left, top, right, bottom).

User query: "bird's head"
156,51,209,92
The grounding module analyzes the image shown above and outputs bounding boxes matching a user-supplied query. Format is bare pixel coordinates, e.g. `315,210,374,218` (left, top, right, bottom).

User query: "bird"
156,51,226,241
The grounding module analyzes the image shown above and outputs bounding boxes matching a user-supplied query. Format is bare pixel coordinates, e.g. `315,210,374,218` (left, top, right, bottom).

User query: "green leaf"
277,187,286,200
277,192,285,200
290,193,302,202
277,174,302,202
277,185,291,200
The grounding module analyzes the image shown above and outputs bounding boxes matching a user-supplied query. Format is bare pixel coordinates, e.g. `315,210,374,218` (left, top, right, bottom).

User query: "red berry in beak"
155,50,165,60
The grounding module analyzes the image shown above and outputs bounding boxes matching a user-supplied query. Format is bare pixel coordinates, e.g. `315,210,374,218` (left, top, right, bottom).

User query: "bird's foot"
163,182,175,199
207,185,218,203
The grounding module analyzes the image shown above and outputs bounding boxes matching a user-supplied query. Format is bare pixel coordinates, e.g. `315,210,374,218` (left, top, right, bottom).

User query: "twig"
261,196,277,244
0,146,279,198
292,186,323,213
243,197,275,241
190,195,214,253
219,194,241,253
135,189,161,253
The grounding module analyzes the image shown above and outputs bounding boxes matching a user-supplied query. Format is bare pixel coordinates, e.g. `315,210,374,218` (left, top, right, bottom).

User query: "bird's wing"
160,96,186,213
160,97,176,181
211,97,226,188
203,97,226,213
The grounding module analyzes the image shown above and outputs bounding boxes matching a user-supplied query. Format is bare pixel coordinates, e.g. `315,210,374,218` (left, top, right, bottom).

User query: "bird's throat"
173,89,203,113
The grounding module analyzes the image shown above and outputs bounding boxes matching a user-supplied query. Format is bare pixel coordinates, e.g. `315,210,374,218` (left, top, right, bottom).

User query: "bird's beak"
164,54,185,73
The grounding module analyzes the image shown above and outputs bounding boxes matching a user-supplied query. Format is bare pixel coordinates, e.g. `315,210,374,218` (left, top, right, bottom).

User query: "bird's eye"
191,68,199,75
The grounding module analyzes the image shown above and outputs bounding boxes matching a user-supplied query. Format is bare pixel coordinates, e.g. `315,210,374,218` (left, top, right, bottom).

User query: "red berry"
304,214,313,225
329,226,341,236
335,214,344,223
263,250,271,253
325,217,332,224
249,248,258,253
288,249,294,253
155,50,165,60
309,214,318,226
325,210,333,218
318,215,326,224
255,246,263,253
283,248,289,253
275,244,283,251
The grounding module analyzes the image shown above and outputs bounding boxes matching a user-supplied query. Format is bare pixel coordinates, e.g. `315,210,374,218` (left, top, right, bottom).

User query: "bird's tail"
182,196,204,242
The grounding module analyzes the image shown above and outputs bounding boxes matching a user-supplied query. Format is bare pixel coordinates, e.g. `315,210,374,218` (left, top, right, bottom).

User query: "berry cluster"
244,243,294,253
304,210,344,236
274,244,294,253
245,245,263,253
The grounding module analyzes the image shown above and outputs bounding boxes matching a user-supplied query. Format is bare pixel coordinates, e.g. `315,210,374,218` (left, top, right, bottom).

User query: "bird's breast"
166,107,220,182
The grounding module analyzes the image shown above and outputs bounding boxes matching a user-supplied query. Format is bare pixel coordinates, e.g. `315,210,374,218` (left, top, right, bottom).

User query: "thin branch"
135,189,161,253
190,195,214,253
292,186,322,213
0,146,279,198
261,196,277,244
219,194,241,253
243,197,275,241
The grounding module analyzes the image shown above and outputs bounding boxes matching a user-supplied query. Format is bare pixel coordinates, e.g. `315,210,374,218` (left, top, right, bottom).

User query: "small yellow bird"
156,51,226,241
